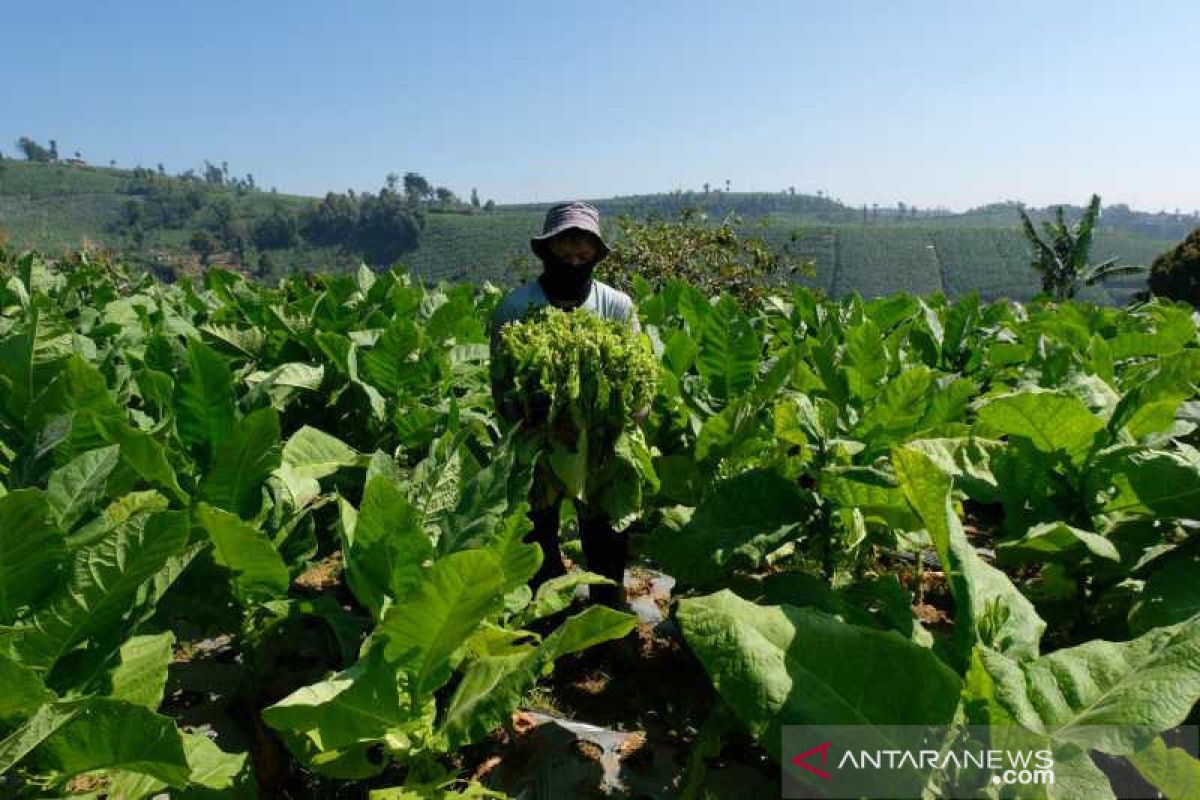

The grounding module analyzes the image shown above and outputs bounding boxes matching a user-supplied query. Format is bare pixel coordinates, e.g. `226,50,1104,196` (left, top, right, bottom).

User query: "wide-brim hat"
530,201,611,262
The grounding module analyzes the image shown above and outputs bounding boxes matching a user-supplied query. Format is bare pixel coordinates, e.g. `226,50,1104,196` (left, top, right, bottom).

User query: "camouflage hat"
530,201,610,261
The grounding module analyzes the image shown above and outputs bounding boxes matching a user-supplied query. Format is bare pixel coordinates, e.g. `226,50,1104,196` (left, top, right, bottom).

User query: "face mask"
538,256,595,307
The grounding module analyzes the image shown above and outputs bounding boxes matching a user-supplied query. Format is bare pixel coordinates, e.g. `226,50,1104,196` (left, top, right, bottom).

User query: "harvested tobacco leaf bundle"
492,308,659,515
492,306,656,438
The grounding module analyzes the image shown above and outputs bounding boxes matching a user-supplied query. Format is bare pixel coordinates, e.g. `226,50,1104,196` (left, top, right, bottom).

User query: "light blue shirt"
491,279,639,338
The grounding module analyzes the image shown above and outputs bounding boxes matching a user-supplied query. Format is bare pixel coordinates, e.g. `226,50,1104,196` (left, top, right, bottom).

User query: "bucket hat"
530,201,610,261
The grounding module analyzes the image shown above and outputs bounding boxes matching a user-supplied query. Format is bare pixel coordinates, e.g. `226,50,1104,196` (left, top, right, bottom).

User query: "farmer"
490,201,639,608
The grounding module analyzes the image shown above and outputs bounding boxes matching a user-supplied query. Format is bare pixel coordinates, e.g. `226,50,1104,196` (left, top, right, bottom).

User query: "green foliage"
677,590,962,760
1018,194,1148,300
598,209,814,303
1149,226,1200,306
0,244,1198,798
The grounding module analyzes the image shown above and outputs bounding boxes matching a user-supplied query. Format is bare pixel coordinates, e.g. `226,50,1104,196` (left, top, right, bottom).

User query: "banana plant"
1019,194,1147,300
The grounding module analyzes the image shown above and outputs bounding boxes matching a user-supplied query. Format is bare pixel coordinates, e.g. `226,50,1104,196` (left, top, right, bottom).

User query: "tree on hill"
17,136,54,163
302,192,358,245
435,186,457,205
254,205,301,249
403,172,432,204
471,188,480,208
355,188,422,265
1148,227,1200,306
1018,194,1146,300
203,161,224,185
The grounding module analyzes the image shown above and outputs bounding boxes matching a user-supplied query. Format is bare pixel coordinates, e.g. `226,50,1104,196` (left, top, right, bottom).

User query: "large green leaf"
975,614,1200,755
976,391,1105,466
194,503,289,605
1108,351,1197,439
10,511,189,673
852,365,934,450
440,443,530,555
43,357,187,502
246,362,325,408
199,407,282,519
819,465,922,530
475,504,541,595
1091,449,1200,519
440,605,636,747
264,644,430,756
0,700,83,776
695,352,792,463
0,489,66,625
91,415,189,505
106,730,252,797
647,469,811,589
378,549,506,701
901,437,1002,503
842,318,889,401
44,445,120,529
995,521,1120,565
677,590,961,762
894,446,1045,668
103,631,174,710
277,426,366,507
282,429,364,479
0,653,54,724
30,697,191,787
340,476,434,621
1128,735,1200,800
962,650,1120,800
360,318,429,396
694,295,760,400
1109,307,1197,360
175,340,235,465
513,571,614,626
65,489,168,549
177,731,251,791
1128,544,1200,634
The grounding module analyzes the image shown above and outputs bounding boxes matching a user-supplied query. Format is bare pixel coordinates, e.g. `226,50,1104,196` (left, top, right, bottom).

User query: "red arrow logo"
791,740,832,780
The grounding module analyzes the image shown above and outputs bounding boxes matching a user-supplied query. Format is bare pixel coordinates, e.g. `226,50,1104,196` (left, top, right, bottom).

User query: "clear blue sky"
7,1,1198,211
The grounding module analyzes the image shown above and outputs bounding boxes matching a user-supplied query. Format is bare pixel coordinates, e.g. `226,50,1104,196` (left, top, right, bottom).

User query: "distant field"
0,160,1178,302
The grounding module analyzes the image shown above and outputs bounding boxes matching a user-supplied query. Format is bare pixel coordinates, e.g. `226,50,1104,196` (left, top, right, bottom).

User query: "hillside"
0,158,1181,302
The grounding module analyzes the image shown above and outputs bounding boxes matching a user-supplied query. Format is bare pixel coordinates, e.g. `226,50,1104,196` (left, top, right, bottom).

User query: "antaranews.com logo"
781,725,1199,799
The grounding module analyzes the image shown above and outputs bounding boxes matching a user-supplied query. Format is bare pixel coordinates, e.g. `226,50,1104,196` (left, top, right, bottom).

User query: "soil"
292,551,344,592
459,567,781,799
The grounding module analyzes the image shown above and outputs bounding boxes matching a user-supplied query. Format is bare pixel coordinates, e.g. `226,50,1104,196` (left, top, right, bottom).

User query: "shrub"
1149,227,1200,306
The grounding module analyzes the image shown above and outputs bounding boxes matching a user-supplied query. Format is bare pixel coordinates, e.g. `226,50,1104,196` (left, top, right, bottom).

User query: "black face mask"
538,257,595,307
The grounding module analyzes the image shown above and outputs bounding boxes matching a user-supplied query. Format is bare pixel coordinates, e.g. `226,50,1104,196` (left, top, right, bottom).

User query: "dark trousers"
525,497,628,607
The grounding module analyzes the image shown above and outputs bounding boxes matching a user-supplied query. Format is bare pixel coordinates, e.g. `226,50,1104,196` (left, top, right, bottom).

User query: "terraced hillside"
0,160,1177,302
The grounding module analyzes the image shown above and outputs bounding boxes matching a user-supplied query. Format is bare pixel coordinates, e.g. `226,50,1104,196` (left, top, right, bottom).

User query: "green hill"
0,158,1180,303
